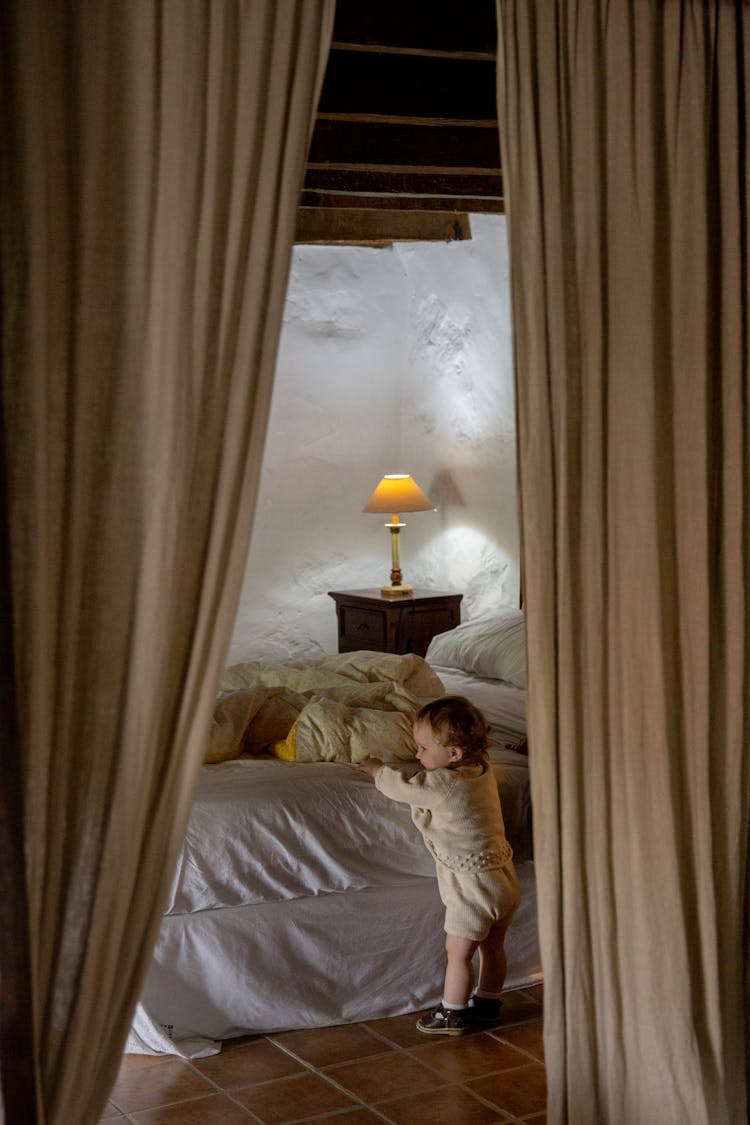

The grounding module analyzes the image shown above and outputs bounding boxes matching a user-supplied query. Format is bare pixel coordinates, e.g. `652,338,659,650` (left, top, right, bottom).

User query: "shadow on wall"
428,470,466,508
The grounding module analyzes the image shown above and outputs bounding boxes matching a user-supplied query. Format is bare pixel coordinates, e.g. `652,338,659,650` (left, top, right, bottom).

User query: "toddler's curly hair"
415,695,489,763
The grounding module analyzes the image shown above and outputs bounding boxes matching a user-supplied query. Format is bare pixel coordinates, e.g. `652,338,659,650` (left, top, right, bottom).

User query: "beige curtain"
496,3,749,1123
0,2,334,1122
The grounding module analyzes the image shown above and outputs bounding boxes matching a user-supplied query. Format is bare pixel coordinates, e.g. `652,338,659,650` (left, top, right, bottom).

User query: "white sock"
474,988,503,1000
442,999,466,1010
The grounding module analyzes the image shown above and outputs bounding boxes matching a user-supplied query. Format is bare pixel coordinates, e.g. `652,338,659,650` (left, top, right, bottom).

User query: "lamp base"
381,582,413,596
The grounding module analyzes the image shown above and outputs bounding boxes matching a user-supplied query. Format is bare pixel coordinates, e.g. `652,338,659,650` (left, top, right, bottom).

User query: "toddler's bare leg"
477,923,508,994
443,934,479,1006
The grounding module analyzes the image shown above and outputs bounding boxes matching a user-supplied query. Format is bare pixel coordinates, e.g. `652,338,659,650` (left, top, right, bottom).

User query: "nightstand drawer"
404,603,459,656
338,605,386,651
329,589,462,658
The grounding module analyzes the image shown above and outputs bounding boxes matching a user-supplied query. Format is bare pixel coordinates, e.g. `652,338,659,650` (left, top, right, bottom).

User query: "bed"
126,607,540,1058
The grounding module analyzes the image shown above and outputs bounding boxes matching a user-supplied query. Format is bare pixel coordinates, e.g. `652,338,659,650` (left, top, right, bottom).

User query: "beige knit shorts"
437,862,520,942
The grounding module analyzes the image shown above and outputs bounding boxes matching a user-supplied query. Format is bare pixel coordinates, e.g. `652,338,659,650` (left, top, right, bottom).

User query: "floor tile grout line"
293,1063,396,1121
109,1073,260,1123
490,1045,545,1066
359,1010,541,1066
346,1078,520,1123
347,1021,544,1123
107,1051,219,1119
263,1031,486,1121
110,1109,160,1125
112,1055,540,1124
257,1027,514,1125
275,1029,539,1122
360,1065,542,1123
486,1031,545,1065
112,992,545,1122
179,1035,384,1121
454,1077,527,1123
226,1065,381,1125
242,1035,398,1121
264,1016,543,1116
221,1088,269,1122
124,1053,544,1125
381,1030,537,1083
258,1104,394,1125
179,1055,267,1121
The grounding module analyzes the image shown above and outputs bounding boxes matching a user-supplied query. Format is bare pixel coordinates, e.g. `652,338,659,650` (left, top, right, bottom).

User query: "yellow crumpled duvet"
205,650,445,765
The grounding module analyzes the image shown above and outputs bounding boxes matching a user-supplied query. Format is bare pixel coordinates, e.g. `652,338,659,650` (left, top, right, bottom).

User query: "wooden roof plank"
295,209,472,245
302,167,503,198
318,50,497,121
307,119,500,171
331,0,496,55
299,190,503,214
328,42,495,61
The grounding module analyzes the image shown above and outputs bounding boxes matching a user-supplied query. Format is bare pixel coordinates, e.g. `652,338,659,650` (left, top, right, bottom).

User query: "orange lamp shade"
362,474,435,595
362,474,434,516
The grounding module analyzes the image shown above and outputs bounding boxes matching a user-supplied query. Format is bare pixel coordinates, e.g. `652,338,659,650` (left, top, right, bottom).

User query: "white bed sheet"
167,760,435,915
434,665,527,752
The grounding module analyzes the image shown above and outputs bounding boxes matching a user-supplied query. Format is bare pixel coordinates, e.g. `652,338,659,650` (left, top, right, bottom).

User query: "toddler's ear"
448,745,464,763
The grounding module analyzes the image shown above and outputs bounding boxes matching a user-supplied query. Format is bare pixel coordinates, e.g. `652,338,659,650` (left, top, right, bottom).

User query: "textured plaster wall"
228,214,517,664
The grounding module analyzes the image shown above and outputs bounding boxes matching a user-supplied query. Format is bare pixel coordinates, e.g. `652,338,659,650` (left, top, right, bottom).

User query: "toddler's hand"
358,756,383,779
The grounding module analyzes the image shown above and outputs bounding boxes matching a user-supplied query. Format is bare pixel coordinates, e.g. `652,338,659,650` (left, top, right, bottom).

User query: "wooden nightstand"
328,589,462,658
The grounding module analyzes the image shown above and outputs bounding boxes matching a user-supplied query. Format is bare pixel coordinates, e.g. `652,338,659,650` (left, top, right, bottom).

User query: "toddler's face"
413,720,461,771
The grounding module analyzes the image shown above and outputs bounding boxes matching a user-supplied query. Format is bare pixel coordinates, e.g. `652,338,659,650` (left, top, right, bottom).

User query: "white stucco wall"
228,213,517,664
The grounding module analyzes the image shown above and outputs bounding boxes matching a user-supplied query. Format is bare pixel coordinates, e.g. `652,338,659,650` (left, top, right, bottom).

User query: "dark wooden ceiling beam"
317,112,496,129
330,0,496,55
318,50,497,120
303,167,502,198
299,190,502,214
307,119,500,171
295,209,472,246
329,42,494,61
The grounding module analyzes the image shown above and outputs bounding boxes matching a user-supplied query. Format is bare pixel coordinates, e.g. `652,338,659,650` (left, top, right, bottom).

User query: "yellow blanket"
206,651,445,765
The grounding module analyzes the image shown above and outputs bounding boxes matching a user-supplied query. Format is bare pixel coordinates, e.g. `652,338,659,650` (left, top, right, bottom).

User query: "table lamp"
363,473,435,595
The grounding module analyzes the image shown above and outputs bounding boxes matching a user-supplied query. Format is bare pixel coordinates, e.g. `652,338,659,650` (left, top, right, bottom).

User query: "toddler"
358,695,520,1036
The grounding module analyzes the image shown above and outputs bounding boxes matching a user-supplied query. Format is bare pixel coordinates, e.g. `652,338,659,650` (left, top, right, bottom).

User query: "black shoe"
416,1003,468,1036
466,995,504,1025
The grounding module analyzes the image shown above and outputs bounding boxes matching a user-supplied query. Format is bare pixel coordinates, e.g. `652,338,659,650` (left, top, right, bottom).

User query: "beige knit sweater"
374,759,513,873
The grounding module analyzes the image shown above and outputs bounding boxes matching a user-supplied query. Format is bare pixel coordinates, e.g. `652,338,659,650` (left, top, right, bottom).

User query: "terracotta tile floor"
102,985,545,1124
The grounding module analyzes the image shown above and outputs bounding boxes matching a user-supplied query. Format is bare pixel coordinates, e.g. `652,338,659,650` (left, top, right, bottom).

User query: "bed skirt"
127,860,541,1058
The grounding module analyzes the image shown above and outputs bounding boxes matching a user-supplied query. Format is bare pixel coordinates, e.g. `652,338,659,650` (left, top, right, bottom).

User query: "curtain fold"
0,2,334,1122
496,2,749,1122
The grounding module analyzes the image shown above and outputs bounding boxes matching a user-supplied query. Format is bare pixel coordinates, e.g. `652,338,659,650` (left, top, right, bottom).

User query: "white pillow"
425,607,526,688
